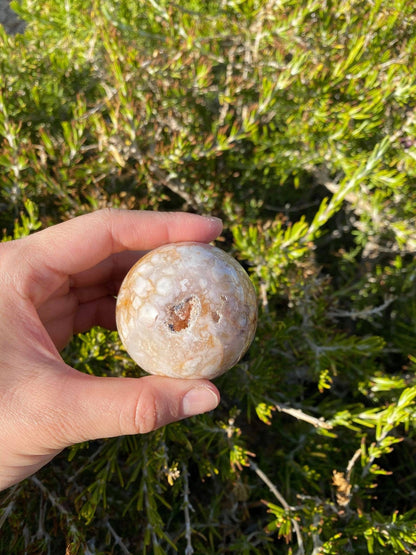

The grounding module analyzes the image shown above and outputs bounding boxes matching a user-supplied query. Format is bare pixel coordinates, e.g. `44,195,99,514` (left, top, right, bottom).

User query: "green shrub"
1,0,416,553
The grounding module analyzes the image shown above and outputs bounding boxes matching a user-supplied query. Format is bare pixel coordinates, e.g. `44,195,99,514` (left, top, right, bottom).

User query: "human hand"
0,209,222,491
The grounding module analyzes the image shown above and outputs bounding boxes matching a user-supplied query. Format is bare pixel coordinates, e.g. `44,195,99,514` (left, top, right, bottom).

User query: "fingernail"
203,215,223,225
182,387,220,417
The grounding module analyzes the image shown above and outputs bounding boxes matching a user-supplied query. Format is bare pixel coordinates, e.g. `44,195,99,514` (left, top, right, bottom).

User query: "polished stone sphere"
116,242,257,379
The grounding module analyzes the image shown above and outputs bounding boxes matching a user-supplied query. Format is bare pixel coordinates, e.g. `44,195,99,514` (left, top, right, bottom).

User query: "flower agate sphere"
116,242,258,379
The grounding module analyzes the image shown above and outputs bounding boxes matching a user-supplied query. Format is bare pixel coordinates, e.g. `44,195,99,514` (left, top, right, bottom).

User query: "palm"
37,252,140,351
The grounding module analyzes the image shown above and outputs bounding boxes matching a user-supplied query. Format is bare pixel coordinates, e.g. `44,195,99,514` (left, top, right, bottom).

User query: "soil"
0,0,26,35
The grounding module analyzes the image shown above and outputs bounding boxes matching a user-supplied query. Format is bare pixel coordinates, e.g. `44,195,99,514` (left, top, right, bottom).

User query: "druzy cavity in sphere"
116,242,257,379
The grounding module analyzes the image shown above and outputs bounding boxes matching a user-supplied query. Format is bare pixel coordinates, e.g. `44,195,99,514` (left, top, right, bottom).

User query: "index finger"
14,209,223,304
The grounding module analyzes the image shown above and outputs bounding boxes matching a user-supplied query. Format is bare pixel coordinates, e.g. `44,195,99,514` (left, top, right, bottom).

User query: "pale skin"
0,209,222,491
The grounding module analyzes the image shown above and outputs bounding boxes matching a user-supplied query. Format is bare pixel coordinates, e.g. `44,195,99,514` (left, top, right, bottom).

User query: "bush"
1,0,416,553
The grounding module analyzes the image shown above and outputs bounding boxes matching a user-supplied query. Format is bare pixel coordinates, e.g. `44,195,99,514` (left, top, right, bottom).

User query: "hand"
0,209,222,491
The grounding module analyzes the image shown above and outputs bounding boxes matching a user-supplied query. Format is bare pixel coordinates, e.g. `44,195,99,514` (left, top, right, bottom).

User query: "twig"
218,44,236,127
327,297,395,321
31,476,70,516
148,164,199,210
104,518,132,555
30,475,81,544
274,402,333,430
0,484,21,530
259,280,269,312
346,447,362,480
249,459,305,555
182,462,194,555
332,447,362,508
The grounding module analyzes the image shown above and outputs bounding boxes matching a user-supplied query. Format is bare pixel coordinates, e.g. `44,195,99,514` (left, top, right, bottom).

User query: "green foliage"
1,0,416,553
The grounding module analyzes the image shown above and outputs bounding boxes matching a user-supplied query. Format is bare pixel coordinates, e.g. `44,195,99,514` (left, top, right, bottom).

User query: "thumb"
52,369,220,446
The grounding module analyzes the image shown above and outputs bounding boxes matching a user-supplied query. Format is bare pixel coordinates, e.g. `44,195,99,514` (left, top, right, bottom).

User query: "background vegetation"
1,0,416,553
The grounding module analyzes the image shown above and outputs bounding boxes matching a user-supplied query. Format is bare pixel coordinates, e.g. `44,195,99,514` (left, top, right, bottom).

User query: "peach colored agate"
116,242,257,379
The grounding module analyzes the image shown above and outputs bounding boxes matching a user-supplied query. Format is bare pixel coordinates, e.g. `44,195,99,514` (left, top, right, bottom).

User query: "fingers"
44,369,220,447
16,209,222,305
69,250,144,289
41,296,117,349
0,359,220,491
72,296,118,334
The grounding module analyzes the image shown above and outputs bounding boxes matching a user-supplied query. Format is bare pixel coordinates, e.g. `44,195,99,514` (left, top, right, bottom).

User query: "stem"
273,401,333,430
0,484,20,530
105,518,131,555
249,459,305,555
182,462,194,555
30,476,80,541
